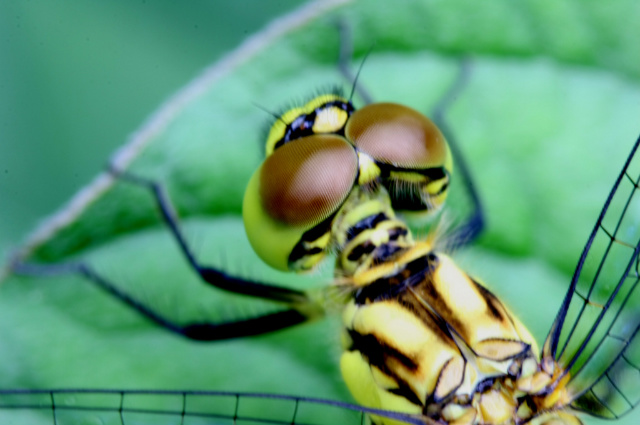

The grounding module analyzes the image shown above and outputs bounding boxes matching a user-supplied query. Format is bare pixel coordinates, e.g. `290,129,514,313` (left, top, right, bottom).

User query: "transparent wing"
543,135,640,418
0,389,431,425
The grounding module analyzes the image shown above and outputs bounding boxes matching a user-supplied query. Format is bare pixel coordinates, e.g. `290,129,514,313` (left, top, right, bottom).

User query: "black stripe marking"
408,258,467,340
347,241,376,262
347,330,419,371
287,213,336,264
347,329,424,407
354,255,437,304
371,244,404,265
273,100,356,150
378,164,448,181
388,386,424,407
346,212,388,243
470,278,506,322
397,293,455,350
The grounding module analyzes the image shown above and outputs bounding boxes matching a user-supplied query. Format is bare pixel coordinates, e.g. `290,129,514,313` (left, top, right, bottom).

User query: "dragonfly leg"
108,165,310,306
9,165,323,341
12,260,314,341
431,57,485,247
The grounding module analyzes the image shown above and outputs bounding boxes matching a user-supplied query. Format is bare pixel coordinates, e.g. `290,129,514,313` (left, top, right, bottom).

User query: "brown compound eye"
243,134,358,271
344,102,452,215
345,103,448,169
260,135,358,226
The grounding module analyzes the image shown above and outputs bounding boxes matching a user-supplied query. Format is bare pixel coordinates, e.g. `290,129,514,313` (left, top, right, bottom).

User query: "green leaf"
1,1,639,424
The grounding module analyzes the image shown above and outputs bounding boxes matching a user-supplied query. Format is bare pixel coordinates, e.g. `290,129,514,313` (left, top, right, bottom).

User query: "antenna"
252,101,287,126
348,44,375,104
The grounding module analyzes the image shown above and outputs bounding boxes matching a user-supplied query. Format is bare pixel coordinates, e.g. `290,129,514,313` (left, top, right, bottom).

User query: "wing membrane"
0,389,431,425
543,135,640,418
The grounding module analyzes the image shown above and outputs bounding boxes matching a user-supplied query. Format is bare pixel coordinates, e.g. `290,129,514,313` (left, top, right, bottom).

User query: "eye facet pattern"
243,134,359,271
346,103,453,216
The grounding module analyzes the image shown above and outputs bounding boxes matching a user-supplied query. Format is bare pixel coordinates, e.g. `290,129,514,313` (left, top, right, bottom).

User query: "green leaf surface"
1,1,639,424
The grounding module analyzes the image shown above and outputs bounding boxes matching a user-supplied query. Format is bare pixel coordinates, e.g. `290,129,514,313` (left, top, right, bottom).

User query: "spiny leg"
431,58,485,247
109,166,309,305
94,165,324,340
10,169,322,341
12,260,312,341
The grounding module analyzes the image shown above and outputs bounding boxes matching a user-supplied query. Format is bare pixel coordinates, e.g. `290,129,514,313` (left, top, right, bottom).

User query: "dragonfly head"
243,95,452,273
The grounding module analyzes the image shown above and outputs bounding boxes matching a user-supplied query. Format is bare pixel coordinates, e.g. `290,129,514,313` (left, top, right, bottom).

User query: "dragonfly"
3,38,640,424
2,7,640,425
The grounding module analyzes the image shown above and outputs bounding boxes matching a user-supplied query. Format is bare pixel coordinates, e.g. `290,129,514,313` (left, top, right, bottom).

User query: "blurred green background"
1,1,639,424
0,0,304,259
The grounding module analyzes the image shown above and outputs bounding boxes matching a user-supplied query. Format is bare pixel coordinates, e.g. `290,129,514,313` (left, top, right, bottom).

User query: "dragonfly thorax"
338,244,582,424
332,184,415,277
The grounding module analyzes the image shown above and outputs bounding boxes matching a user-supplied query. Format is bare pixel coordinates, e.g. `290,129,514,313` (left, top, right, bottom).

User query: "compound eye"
345,103,448,168
345,103,452,215
261,135,358,226
243,135,358,271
